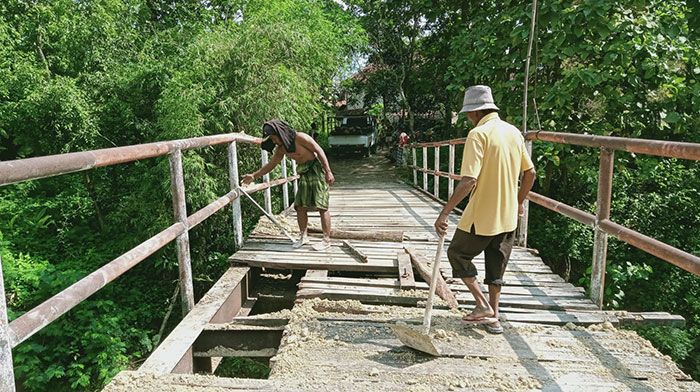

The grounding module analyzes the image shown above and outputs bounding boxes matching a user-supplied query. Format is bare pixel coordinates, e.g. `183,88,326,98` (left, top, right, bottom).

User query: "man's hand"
434,212,449,236
518,203,524,217
241,174,255,185
325,171,335,185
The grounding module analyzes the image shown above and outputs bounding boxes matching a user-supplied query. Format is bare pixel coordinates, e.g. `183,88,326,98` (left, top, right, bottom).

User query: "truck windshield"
342,117,369,127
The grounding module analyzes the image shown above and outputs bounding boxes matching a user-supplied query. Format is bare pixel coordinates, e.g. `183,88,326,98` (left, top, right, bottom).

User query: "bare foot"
462,306,495,321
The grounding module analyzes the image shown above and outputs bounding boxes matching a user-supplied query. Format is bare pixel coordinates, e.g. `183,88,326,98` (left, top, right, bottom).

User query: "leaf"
665,111,681,123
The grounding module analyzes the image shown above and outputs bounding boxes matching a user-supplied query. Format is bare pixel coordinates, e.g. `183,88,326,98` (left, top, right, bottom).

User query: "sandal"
463,317,498,325
462,307,495,321
311,239,332,251
293,236,310,249
485,322,504,334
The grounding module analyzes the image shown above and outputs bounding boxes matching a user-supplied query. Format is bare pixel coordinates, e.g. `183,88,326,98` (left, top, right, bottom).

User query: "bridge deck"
105,156,697,391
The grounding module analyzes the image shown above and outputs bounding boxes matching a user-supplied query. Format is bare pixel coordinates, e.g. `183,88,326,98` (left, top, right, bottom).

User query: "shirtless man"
242,119,335,251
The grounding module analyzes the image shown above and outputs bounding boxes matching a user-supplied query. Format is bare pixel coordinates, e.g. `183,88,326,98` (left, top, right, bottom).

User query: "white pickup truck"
328,115,377,157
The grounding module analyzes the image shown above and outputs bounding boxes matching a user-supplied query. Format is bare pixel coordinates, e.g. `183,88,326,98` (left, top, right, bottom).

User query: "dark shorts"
447,226,515,285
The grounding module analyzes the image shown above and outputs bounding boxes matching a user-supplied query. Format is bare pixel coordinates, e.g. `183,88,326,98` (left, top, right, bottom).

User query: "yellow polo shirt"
457,113,534,236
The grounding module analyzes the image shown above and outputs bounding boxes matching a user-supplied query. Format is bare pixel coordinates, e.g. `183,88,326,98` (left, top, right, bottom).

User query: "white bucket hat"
459,85,499,113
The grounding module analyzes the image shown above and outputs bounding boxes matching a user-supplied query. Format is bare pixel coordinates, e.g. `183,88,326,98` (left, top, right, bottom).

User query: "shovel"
237,185,295,244
391,234,445,356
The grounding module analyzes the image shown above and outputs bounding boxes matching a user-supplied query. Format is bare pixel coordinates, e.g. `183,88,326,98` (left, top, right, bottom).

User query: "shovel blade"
391,323,441,356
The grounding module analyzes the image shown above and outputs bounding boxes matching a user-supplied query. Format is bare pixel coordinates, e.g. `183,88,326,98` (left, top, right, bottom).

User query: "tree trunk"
83,173,106,232
308,225,404,242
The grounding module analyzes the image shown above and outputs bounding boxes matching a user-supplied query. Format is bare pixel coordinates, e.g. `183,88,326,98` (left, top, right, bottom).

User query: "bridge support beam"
140,267,251,374
591,148,614,309
291,160,298,195
0,255,16,392
228,142,244,248
261,151,272,214
516,141,533,247
169,149,195,315
422,147,428,191
433,146,440,199
448,144,455,199
281,157,289,209
412,147,417,186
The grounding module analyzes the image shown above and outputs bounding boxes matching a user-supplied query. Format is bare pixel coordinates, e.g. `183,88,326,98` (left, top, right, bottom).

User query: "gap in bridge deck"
207,268,300,380
249,269,302,315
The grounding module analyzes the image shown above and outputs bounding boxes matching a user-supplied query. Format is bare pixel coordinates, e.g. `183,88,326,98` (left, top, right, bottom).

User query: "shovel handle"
422,234,445,334
237,186,296,243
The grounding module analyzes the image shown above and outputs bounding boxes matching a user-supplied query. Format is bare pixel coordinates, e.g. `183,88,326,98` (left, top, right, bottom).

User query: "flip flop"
463,317,498,325
462,309,495,322
292,237,310,249
485,323,504,334
311,240,331,251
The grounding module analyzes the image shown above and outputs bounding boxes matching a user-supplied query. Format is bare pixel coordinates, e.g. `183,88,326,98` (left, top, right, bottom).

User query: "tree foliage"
351,0,700,379
0,1,362,390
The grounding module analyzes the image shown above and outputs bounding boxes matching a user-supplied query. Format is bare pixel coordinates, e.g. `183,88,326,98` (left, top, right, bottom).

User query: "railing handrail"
0,132,297,388
6,177,294,348
405,131,700,309
0,132,261,187
409,130,700,161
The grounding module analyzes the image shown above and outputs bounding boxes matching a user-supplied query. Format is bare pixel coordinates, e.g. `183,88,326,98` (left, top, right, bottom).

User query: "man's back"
458,113,533,236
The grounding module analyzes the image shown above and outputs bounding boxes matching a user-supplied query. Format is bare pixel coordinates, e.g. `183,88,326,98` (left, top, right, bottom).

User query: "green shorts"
295,159,329,211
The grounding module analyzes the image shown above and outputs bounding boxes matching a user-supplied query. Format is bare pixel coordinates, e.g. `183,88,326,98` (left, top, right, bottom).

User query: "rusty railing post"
433,146,440,199
0,255,16,392
169,149,195,315
591,148,615,308
422,146,428,191
412,147,417,186
261,150,272,214
291,159,298,195
516,141,533,247
227,141,243,248
448,144,455,199
281,157,289,209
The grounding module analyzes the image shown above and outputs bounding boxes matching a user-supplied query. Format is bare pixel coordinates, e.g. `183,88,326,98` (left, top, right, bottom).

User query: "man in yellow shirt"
434,85,536,334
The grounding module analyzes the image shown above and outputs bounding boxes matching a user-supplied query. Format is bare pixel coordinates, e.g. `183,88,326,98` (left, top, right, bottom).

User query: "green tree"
0,1,363,390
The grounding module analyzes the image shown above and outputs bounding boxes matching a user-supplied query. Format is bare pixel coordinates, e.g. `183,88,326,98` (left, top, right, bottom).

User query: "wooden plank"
618,312,686,327
396,251,415,289
298,283,594,310
231,255,395,272
403,246,459,310
244,238,539,257
240,251,554,273
243,240,546,263
140,267,249,373
341,240,368,263
297,286,598,311
307,226,404,242
504,311,617,325
304,269,329,278
261,150,272,214
299,277,588,299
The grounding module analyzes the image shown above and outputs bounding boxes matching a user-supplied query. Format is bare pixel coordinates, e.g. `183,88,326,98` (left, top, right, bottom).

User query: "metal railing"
407,131,700,308
0,133,298,390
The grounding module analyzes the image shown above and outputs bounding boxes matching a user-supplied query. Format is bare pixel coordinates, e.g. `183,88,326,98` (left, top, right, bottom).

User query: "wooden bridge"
1,131,699,391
